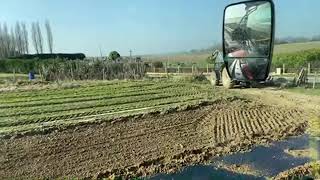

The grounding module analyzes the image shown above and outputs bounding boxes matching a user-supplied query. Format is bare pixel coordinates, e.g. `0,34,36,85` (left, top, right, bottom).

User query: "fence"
147,63,320,75
146,64,215,75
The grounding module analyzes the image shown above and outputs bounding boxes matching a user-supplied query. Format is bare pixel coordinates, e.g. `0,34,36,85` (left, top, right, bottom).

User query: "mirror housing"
223,0,275,82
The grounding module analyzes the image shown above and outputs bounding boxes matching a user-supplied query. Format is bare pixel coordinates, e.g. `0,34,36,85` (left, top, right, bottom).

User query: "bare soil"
284,148,312,158
214,162,262,177
273,161,320,180
0,89,310,179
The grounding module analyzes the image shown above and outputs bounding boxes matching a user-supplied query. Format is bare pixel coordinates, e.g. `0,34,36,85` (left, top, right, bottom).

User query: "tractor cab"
221,0,275,88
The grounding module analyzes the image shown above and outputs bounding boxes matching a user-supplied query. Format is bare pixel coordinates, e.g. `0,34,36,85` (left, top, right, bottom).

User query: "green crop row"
272,48,320,68
0,83,176,106
0,86,201,117
0,81,155,101
0,91,214,128
0,81,218,132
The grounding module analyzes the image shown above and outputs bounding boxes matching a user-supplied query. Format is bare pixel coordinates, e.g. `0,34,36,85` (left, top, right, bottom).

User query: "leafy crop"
272,49,320,69
0,80,223,136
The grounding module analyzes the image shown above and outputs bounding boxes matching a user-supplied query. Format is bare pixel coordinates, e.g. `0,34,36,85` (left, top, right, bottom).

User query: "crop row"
0,81,156,101
0,81,204,104
0,84,178,108
0,92,213,128
0,86,205,117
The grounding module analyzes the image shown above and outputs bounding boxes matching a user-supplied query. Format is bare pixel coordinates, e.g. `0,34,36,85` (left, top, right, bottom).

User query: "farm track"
0,97,308,179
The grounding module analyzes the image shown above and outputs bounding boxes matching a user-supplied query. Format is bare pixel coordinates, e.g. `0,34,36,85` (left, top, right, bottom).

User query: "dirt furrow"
0,99,308,179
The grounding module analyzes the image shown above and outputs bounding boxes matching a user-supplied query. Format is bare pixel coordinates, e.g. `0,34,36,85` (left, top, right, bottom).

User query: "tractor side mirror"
223,0,275,81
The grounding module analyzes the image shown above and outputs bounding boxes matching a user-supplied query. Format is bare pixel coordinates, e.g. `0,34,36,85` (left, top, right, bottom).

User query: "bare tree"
0,22,30,58
21,22,29,54
31,22,39,54
36,22,43,54
0,23,3,58
15,22,24,54
3,23,11,57
45,20,53,54
10,27,17,56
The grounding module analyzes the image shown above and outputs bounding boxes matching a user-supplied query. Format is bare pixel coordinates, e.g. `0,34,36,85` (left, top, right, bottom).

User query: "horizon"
1,0,320,57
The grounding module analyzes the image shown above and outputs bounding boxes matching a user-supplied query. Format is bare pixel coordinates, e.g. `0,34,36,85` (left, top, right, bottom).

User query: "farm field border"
0,80,231,136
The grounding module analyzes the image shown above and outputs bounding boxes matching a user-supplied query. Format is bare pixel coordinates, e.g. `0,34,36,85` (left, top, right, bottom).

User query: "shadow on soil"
150,134,320,180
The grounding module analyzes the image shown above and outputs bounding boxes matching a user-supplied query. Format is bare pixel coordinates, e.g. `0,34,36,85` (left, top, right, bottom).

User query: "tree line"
0,20,53,58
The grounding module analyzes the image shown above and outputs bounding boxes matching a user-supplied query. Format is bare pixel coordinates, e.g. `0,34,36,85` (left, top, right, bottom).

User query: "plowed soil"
273,161,320,180
0,95,309,179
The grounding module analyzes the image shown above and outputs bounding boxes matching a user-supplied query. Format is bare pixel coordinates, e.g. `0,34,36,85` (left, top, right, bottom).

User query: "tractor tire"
222,67,234,89
210,71,220,86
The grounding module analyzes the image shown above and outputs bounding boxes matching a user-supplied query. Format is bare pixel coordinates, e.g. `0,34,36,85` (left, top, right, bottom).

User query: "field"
274,41,320,54
1,79,319,179
0,73,28,83
0,80,222,136
144,41,320,66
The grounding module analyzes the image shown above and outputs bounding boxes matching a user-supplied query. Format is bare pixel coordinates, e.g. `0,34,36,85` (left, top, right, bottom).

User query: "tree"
0,23,4,58
108,51,121,61
3,23,11,57
152,61,163,68
10,27,17,56
36,22,43,54
15,22,23,54
21,22,29,54
31,22,39,54
45,20,53,54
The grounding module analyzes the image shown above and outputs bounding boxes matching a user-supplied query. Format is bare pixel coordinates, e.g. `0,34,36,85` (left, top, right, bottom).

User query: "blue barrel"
28,72,35,80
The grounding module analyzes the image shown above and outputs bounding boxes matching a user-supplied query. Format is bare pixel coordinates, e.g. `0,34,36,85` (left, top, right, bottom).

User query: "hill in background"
143,41,320,65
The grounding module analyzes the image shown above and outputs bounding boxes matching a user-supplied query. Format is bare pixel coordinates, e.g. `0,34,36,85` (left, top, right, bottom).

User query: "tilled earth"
0,96,309,179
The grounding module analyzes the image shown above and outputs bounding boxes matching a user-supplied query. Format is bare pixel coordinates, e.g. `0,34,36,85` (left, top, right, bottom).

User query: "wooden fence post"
71,65,74,81
282,64,286,74
308,63,311,75
207,64,209,74
102,67,105,80
165,62,167,74
13,69,16,83
178,66,180,74
314,72,317,89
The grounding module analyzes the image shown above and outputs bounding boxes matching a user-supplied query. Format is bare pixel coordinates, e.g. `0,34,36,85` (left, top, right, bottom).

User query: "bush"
272,49,320,68
152,61,164,68
108,51,121,62
0,59,147,81
9,53,86,60
39,60,146,81
0,59,37,73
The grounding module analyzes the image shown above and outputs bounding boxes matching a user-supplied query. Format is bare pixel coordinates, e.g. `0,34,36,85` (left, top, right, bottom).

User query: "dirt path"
236,88,320,113
0,91,309,179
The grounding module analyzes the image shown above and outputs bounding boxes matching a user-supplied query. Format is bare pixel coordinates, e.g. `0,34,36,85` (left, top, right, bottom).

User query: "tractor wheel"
210,71,220,86
222,67,234,89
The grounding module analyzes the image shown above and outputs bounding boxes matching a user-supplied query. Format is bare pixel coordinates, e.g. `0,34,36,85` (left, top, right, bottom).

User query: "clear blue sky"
1,0,319,56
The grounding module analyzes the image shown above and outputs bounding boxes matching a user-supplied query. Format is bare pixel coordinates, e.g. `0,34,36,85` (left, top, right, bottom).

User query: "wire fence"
146,63,320,75
146,66,214,74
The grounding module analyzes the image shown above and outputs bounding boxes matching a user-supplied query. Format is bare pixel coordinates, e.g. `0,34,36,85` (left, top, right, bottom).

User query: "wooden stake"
314,72,317,89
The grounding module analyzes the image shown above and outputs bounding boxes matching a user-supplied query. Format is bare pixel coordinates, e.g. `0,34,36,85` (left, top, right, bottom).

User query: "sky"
1,0,320,56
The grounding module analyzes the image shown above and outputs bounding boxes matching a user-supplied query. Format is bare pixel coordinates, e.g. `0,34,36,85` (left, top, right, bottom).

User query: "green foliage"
108,51,121,61
0,59,37,73
272,49,320,68
39,60,146,81
152,61,164,68
9,53,86,60
192,74,209,83
0,59,146,81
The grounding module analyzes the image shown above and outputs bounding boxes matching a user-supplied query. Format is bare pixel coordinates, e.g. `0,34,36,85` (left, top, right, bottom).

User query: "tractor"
211,0,275,88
